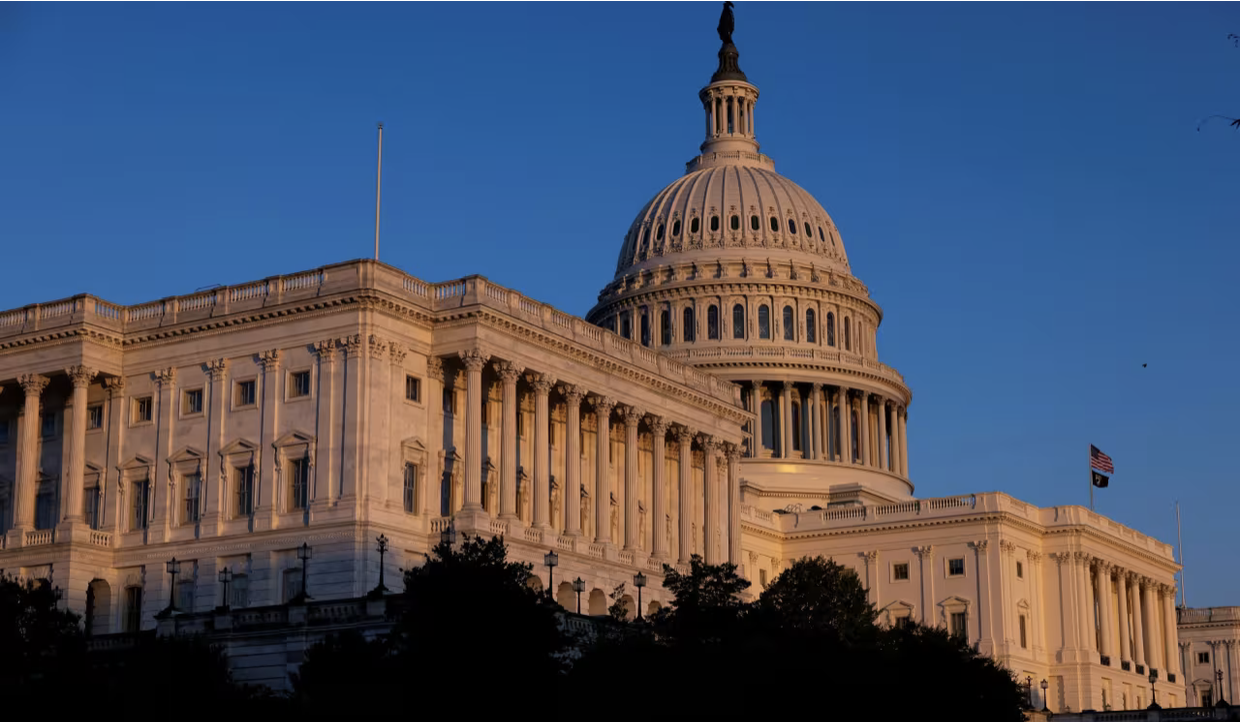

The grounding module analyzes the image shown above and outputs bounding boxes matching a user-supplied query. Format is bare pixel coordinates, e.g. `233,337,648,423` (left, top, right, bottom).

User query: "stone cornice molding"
207,358,228,381
492,360,524,383
19,373,49,396
66,364,96,388
458,349,490,372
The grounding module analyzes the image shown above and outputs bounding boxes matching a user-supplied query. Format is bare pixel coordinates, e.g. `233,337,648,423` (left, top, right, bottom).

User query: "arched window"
806,308,816,343
758,305,770,339
782,306,795,341
826,312,836,347
791,401,802,452
750,215,760,231
640,308,651,347
788,218,797,234
656,224,664,241
660,309,671,345
707,305,720,340
732,304,745,339
672,219,681,236
710,215,720,232
850,409,860,462
760,399,776,452
730,214,740,231
691,217,700,234
683,307,695,342
770,216,779,232
844,317,851,351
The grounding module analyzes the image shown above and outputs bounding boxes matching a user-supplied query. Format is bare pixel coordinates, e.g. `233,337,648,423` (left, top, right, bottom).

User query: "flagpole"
374,122,383,261
1176,501,1186,608
1088,444,1095,511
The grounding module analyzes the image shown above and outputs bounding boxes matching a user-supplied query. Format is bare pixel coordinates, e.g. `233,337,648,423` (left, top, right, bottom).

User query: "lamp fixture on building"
572,577,586,614
440,522,457,548
295,542,313,603
1217,670,1227,706
1040,679,1049,713
1148,671,1160,710
374,535,390,595
544,551,558,596
633,571,646,620
217,567,233,611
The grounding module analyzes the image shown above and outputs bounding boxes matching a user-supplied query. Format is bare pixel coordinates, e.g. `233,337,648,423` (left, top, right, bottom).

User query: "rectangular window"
35,485,57,530
235,380,256,408
176,580,195,612
123,587,143,633
1198,651,1210,664
183,388,203,415
1019,615,1028,648
948,558,965,577
405,375,421,402
236,465,254,516
132,479,150,530
289,457,309,510
893,562,910,581
289,370,311,399
41,412,56,438
403,462,417,513
84,486,101,530
950,611,968,639
133,396,153,424
230,574,249,609
1016,560,1024,579
895,615,911,630
87,404,104,430
184,473,201,523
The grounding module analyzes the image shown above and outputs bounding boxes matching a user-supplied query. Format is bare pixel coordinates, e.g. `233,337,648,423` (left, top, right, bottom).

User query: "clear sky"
2,3,1237,604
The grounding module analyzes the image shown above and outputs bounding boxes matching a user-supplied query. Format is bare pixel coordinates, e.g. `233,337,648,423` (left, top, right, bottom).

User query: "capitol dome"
588,10,915,506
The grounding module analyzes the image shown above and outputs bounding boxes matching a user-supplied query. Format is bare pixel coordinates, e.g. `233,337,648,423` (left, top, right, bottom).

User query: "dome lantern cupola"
692,2,770,171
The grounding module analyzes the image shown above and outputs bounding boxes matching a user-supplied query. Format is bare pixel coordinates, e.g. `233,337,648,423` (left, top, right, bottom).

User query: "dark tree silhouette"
0,574,86,696
754,555,877,644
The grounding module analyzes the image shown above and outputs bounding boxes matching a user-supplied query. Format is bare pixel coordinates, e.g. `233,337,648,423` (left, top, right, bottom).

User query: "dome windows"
656,224,665,241
672,220,681,237
758,305,770,339
730,214,740,231
826,312,836,347
750,215,760,231
710,215,720,232
788,219,797,235
660,308,671,346
804,222,812,238
707,305,720,340
683,307,695,342
782,306,795,340
844,317,851,351
769,216,779,232
806,308,817,343
732,304,745,339
818,227,825,243
691,217,700,235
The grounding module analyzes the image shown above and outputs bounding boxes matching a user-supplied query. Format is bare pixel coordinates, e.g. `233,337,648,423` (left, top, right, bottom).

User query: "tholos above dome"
613,164,850,279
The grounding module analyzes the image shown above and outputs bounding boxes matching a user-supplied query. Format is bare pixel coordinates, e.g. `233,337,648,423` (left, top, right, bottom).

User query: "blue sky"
2,3,1237,604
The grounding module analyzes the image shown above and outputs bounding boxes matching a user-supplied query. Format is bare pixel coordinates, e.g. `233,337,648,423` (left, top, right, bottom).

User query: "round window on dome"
691,217,700,234
750,215,760,231
672,220,681,236
788,219,797,235
730,215,739,231
710,215,720,232
769,217,779,232
656,224,665,241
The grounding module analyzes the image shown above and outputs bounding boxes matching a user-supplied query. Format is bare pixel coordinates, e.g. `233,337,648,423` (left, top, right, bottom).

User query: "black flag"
1092,471,1109,489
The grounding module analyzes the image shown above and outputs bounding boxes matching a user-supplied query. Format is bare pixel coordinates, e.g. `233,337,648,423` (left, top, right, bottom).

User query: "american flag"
1090,445,1114,474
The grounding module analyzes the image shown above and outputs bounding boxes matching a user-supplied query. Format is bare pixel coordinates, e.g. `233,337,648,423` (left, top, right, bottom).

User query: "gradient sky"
2,3,1237,604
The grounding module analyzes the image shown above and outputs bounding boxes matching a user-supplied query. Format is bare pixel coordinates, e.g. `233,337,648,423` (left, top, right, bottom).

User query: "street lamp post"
440,522,457,549
1148,671,1160,710
572,577,586,614
544,551,559,597
1025,676,1033,710
165,558,181,612
297,542,313,602
375,535,389,594
1040,679,1050,713
217,567,232,611
1217,669,1226,705
633,572,646,620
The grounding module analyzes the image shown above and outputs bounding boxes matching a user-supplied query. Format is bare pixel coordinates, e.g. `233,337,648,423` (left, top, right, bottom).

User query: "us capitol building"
0,8,1212,713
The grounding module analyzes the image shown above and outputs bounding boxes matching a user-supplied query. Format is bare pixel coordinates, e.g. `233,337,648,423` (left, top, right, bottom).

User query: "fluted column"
649,416,669,559
530,373,555,529
622,405,644,551
1077,552,1094,653
561,384,584,537
701,435,720,565
838,387,851,463
750,383,763,457
780,382,793,458
62,365,96,523
590,396,615,546
1116,568,1132,664
898,407,909,476
676,425,695,564
810,383,823,461
1141,578,1160,671
494,361,523,521
877,397,889,471
916,546,934,624
459,349,490,512
14,374,49,533
1130,573,1147,667
888,402,899,472
1161,584,1178,676
1098,561,1115,661
1052,553,1078,650
726,443,741,566
859,392,871,468
152,366,177,536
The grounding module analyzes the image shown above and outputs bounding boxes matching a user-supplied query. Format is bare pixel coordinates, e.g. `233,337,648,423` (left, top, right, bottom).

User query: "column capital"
675,424,697,444
998,539,1017,554
154,366,177,386
1050,551,1072,565
811,381,823,392
589,395,616,416
1072,550,1090,563
458,348,490,372
389,342,408,365
724,442,742,463
647,414,670,436
1095,559,1114,572
558,382,585,403
207,358,228,380
259,349,281,371
864,550,880,563
698,434,720,454
969,539,989,552
1180,641,1191,651
527,372,556,395
1139,576,1155,591
915,545,934,559
104,376,126,395
1027,550,1042,564
366,335,388,359
342,334,366,358
492,360,524,383
19,373,49,396
782,380,795,393
66,365,96,388
1125,570,1141,583
313,338,337,363
622,404,645,426
425,356,445,383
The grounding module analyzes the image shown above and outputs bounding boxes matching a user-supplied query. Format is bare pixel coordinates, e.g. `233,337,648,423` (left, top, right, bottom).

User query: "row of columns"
748,381,908,476
453,350,743,566
706,92,754,139
1052,552,1181,678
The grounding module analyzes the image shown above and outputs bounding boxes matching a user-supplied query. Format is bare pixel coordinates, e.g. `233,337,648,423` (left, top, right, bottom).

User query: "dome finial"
712,2,747,82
